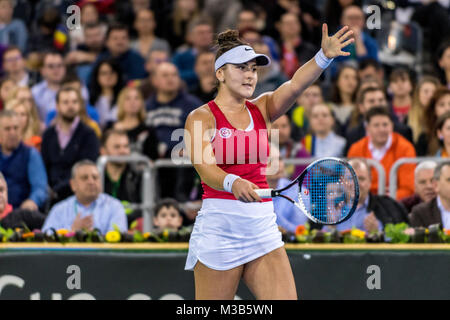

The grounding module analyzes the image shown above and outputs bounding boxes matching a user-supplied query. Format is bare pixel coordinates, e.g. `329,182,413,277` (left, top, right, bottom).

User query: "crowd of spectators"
0,0,450,235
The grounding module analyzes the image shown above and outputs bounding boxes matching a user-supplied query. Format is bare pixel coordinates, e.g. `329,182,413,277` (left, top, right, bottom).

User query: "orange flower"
444,229,450,236
22,232,35,239
56,229,70,236
295,225,307,236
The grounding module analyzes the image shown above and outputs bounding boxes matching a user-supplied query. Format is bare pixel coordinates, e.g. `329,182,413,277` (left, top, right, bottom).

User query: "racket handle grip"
254,189,274,198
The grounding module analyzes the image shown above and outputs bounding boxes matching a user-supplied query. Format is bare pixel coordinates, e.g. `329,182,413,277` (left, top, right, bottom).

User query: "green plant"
384,223,410,243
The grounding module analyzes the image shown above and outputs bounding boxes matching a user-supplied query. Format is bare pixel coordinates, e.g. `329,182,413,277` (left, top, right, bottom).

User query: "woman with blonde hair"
111,86,158,155
5,98,42,150
408,76,441,144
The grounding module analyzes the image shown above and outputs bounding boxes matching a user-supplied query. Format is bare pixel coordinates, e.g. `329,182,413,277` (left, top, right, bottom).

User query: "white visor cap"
214,45,271,72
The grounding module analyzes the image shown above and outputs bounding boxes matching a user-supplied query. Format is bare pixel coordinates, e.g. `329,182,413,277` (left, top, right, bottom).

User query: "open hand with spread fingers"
321,24,355,59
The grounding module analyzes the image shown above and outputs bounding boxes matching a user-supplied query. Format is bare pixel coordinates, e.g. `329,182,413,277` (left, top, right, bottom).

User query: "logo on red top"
218,127,232,139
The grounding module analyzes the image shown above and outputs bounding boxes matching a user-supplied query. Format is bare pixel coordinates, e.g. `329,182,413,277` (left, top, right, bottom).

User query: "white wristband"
223,174,240,193
314,48,334,69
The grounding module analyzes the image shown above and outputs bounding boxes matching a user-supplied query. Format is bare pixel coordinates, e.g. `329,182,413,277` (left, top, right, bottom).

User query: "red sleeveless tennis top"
201,100,271,201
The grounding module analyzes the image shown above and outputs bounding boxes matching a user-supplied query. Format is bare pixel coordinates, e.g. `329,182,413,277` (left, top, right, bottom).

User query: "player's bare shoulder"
186,103,215,130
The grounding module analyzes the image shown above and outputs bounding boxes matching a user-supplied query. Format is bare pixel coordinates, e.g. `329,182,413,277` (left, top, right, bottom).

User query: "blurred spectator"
31,51,66,121
323,0,362,35
266,144,307,233
271,114,309,179
0,172,46,230
252,41,287,99
333,5,378,69
408,76,440,145
388,68,413,124
203,0,242,34
160,0,200,51
4,98,41,150
45,73,98,129
409,161,450,229
416,87,450,156
329,64,359,134
276,12,317,79
347,106,416,200
401,160,437,213
41,87,99,205
28,7,69,55
345,87,412,154
139,49,170,101
332,158,408,233
189,51,216,103
0,77,16,109
435,111,450,157
289,82,323,140
94,23,147,82
134,197,184,233
0,110,47,210
146,62,201,198
42,160,127,235
302,103,346,157
65,22,106,68
88,58,125,128
109,86,159,159
358,58,384,88
437,41,450,89
0,0,28,52
100,129,143,226
2,46,34,87
172,16,214,91
131,9,170,60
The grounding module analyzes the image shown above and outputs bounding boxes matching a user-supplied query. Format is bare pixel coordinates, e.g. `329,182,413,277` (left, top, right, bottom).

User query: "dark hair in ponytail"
215,29,248,63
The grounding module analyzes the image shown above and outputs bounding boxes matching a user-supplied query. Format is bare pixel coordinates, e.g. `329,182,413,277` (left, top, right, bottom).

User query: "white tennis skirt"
185,198,284,271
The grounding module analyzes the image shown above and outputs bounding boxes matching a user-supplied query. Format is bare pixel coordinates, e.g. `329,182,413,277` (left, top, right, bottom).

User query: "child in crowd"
388,68,413,124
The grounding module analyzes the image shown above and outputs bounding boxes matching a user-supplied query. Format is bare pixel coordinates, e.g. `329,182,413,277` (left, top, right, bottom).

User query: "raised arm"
184,107,261,202
258,24,354,122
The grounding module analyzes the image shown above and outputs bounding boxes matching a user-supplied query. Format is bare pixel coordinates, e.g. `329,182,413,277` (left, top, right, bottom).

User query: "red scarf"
0,204,13,220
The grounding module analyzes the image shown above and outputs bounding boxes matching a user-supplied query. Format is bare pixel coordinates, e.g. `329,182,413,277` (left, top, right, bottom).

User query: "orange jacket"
347,132,416,200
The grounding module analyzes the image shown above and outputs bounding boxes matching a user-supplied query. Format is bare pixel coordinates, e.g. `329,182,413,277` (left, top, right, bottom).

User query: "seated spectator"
358,58,384,88
172,16,214,91
329,64,359,134
289,82,323,140
0,77,17,110
271,114,309,179
88,59,125,128
276,12,317,79
401,161,437,213
409,161,450,229
332,158,408,233
109,86,158,158
189,51,217,103
436,111,450,157
4,99,41,150
266,145,307,233
131,9,170,60
0,0,27,52
0,110,47,210
437,41,450,89
139,49,170,101
333,5,378,68
347,106,416,200
417,87,450,155
42,160,127,235
135,197,184,233
94,23,147,82
2,46,34,87
41,87,100,204
0,172,46,230
344,87,413,154
407,76,441,146
252,41,287,99
31,51,67,121
388,68,413,124
45,73,99,128
302,103,346,157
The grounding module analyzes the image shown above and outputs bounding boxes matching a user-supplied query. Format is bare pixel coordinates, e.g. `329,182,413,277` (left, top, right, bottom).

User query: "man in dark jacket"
333,158,409,233
41,87,99,204
409,162,450,229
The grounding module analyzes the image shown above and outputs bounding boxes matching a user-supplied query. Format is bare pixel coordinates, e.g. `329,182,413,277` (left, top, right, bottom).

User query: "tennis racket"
255,157,359,225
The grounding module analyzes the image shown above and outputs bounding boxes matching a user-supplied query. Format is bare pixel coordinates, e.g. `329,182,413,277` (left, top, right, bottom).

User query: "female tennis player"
184,24,354,300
